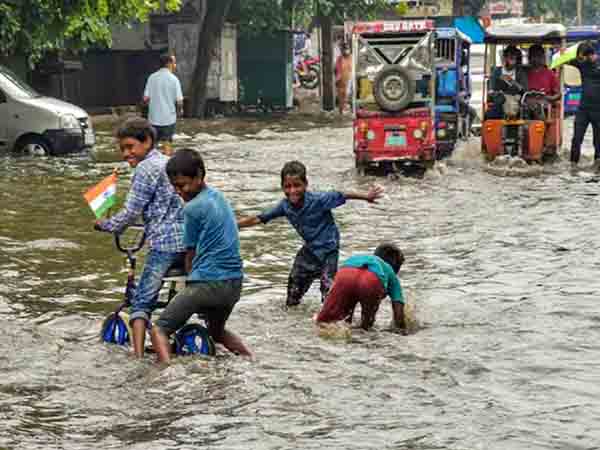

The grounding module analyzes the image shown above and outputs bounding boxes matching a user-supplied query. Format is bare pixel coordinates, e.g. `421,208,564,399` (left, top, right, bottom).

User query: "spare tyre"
373,65,415,112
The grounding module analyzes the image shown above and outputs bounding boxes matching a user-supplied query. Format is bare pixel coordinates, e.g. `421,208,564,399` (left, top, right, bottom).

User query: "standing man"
335,42,352,115
568,42,600,169
143,53,184,144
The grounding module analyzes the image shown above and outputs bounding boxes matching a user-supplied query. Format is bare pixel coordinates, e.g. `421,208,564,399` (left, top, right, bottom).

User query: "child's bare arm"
185,249,195,273
391,302,407,332
237,216,262,228
342,184,384,203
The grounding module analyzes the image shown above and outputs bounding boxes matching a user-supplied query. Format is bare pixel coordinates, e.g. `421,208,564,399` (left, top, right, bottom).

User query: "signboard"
352,20,435,34
488,0,523,16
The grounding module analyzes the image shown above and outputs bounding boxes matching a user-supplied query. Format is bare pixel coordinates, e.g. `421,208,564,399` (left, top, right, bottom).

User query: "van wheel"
14,136,52,156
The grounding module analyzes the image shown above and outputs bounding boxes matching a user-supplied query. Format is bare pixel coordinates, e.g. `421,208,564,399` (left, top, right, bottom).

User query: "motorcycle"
295,54,320,89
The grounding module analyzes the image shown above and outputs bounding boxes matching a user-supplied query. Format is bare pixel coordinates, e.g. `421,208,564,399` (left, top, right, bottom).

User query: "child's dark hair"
115,117,156,147
374,243,404,273
578,41,595,58
166,148,206,180
281,160,308,185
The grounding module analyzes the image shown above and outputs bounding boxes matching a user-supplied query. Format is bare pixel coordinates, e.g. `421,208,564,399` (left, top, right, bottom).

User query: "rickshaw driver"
487,45,529,119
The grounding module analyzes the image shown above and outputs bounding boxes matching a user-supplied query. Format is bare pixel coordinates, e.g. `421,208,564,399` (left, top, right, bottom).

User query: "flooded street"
1,115,600,450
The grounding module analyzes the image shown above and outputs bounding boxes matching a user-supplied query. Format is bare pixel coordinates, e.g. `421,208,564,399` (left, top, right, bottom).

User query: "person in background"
568,41,600,168
335,41,353,114
143,53,184,144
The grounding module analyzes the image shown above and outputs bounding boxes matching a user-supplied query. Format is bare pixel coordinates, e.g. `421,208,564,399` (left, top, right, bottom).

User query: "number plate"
84,130,95,146
385,132,406,147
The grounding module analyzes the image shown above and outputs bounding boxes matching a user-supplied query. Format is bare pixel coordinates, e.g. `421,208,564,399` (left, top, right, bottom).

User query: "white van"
0,64,95,155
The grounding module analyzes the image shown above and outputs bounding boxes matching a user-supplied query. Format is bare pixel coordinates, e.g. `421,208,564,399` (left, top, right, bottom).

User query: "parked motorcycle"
296,54,320,90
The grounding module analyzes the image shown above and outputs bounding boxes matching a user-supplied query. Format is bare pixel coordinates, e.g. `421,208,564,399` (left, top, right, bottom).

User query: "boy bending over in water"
316,243,406,331
150,149,252,362
237,160,383,307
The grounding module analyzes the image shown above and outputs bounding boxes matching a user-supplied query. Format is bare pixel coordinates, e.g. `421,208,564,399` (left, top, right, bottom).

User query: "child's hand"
367,184,385,203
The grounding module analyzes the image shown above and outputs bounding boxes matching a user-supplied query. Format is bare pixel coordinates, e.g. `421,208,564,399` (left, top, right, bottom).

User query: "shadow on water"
1,115,600,449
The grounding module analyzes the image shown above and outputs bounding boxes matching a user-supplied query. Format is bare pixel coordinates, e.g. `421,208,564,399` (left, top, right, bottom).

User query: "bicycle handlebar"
115,225,146,254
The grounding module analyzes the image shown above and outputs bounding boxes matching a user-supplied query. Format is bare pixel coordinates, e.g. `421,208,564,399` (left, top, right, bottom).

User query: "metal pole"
578,0,583,26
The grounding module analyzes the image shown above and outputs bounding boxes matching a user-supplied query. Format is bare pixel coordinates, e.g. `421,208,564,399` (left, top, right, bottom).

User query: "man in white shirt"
143,54,184,143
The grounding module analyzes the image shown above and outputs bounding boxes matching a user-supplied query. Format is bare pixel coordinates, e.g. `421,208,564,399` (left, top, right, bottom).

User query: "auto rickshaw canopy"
484,24,566,45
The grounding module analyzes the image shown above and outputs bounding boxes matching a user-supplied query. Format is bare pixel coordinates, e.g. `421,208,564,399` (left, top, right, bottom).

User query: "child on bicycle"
94,117,185,358
150,148,253,362
315,243,406,331
237,160,384,307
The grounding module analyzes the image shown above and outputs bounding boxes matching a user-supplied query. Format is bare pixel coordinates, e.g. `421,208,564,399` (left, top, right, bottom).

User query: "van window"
0,66,40,99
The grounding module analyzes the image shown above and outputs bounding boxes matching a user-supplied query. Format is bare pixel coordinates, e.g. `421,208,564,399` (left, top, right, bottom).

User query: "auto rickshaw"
481,24,566,163
434,28,473,159
352,20,437,176
564,26,600,115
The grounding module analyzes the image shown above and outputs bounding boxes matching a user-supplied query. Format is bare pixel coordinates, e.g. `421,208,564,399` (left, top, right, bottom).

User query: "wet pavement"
1,115,600,450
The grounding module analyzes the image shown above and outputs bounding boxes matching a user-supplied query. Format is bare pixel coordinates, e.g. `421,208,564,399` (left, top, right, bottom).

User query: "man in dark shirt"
569,42,600,167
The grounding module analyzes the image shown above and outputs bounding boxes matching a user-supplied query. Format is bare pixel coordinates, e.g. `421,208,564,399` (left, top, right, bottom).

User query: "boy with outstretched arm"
237,160,384,307
316,243,406,331
94,117,184,358
150,148,253,362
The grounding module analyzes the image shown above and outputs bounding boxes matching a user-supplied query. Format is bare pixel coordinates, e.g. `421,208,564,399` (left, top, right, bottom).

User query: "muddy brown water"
1,116,600,450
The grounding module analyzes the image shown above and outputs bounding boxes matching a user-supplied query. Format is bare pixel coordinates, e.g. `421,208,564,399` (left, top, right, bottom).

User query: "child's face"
170,174,204,202
282,175,307,206
119,136,152,167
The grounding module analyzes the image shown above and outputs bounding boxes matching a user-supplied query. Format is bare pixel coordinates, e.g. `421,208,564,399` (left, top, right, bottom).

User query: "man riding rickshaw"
481,24,566,163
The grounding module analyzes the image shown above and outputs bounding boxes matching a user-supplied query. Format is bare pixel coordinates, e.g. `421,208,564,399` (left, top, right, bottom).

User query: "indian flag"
84,173,117,218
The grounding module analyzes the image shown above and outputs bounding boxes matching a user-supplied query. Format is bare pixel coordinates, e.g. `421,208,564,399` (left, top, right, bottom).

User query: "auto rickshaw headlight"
367,130,376,140
437,129,447,138
413,129,424,139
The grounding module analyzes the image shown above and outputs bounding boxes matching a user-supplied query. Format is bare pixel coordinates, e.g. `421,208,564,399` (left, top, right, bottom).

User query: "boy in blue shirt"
94,117,184,358
316,243,406,330
237,160,383,307
150,149,253,362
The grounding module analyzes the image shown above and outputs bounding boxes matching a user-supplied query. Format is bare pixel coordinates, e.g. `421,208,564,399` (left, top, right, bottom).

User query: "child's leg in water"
319,251,339,303
286,246,320,306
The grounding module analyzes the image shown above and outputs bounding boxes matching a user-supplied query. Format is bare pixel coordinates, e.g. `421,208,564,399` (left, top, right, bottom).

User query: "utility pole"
452,0,464,16
577,0,583,25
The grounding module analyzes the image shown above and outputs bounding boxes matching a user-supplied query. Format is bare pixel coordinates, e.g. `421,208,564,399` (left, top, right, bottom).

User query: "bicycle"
99,225,216,356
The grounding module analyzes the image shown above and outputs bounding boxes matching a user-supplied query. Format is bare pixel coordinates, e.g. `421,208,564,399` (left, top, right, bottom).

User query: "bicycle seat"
164,254,186,278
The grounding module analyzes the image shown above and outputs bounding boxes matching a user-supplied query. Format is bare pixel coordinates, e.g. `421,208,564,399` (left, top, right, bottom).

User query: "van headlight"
59,114,81,130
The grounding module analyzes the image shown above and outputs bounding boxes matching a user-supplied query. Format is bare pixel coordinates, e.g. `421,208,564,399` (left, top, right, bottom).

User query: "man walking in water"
143,53,184,144
568,42,600,169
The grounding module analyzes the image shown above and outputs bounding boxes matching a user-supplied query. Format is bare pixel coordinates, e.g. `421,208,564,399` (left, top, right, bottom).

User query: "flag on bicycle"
84,172,117,218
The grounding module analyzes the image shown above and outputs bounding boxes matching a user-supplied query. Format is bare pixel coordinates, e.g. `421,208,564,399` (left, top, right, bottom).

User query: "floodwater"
1,115,600,450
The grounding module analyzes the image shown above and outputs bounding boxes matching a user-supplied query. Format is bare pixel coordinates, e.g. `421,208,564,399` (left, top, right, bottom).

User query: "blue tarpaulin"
454,16,485,44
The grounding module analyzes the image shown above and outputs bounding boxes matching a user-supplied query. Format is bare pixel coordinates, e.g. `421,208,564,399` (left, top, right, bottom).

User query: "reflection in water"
1,116,600,449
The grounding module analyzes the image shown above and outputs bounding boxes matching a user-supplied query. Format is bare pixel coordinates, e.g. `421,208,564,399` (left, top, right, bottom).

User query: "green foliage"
0,0,181,64
238,0,389,35
526,0,600,23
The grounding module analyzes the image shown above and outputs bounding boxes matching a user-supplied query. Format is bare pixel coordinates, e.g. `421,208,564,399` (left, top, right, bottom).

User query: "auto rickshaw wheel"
373,65,415,112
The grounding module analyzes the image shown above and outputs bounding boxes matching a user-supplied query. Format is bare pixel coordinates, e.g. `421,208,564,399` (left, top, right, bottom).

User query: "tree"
526,0,600,23
453,0,487,15
0,0,181,64
188,0,234,118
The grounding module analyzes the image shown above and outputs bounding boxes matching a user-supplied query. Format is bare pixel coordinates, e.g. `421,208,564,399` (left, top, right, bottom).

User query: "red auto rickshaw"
351,20,437,177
